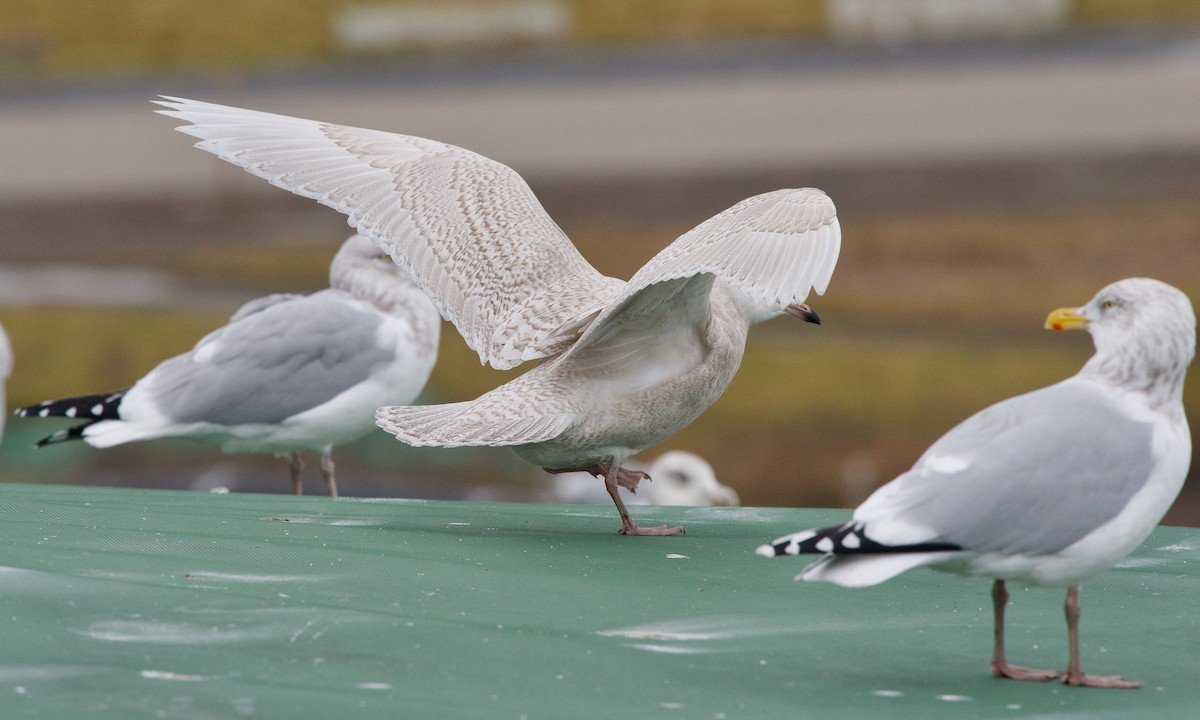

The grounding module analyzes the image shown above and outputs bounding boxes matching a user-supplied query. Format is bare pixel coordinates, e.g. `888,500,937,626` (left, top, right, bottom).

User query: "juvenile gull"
17,234,440,496
154,96,840,535
758,278,1195,688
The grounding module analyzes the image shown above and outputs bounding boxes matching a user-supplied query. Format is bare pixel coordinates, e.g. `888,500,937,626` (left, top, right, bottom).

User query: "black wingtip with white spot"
33,425,90,448
16,390,128,447
15,390,127,422
756,521,961,558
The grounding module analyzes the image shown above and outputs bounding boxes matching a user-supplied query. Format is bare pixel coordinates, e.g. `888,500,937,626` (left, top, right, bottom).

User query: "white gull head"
1048,277,1195,407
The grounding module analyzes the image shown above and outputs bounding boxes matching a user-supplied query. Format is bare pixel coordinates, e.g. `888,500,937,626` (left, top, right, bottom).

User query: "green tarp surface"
0,482,1197,719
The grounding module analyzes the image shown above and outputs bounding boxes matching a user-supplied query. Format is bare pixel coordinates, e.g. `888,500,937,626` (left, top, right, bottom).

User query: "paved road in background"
2,34,1200,202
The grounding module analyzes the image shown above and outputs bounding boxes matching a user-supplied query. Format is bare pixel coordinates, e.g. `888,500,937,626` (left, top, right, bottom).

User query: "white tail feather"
81,420,170,448
799,552,960,588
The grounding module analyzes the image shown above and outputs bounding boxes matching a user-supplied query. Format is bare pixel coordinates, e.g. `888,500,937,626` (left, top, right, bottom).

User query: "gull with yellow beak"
759,278,1194,688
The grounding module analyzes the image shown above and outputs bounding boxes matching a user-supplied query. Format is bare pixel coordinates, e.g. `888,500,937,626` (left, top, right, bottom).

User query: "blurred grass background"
2,0,1199,523
3,1,1200,83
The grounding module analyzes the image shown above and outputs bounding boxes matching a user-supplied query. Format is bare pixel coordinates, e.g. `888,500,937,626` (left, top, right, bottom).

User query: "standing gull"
154,96,840,535
758,278,1194,688
17,234,441,496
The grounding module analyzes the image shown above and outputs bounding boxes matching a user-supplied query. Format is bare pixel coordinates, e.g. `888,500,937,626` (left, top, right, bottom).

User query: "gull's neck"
332,262,442,337
712,281,780,329
1079,344,1189,413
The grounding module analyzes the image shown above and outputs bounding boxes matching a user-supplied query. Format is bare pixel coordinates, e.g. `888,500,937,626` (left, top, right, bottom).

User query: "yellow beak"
1045,306,1088,332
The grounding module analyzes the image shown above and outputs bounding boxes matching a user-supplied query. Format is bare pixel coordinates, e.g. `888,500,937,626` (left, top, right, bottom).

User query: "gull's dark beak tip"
786,303,821,325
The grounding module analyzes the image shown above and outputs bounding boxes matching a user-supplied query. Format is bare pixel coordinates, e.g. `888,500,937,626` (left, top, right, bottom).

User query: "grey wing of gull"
155,97,624,370
145,291,392,426
563,188,839,359
858,380,1157,555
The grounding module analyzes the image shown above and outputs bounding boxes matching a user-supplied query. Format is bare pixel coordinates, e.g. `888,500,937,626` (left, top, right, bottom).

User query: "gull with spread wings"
155,97,840,535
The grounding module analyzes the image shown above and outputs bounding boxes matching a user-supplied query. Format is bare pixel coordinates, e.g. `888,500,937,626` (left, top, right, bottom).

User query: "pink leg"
319,447,339,498
548,463,683,536
601,463,683,536
288,452,304,496
990,580,1061,682
1062,586,1140,688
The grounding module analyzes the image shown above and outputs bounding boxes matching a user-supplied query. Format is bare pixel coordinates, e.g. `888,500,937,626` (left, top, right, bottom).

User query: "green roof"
1,482,1197,719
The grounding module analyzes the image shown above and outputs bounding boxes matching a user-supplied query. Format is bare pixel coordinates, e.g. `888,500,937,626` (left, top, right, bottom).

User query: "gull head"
784,303,821,325
646,450,740,506
1047,277,1195,402
330,234,423,304
725,292,824,327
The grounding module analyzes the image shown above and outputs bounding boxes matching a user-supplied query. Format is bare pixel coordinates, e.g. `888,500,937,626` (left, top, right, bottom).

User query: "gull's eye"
377,253,391,262
1100,299,1116,310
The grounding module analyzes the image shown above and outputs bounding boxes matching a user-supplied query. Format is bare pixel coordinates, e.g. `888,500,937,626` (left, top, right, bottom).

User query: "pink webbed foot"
618,520,685,537
613,467,649,493
991,662,1061,682
1062,671,1140,689
544,463,687,536
600,462,685,537
990,580,1062,684
1060,587,1139,689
